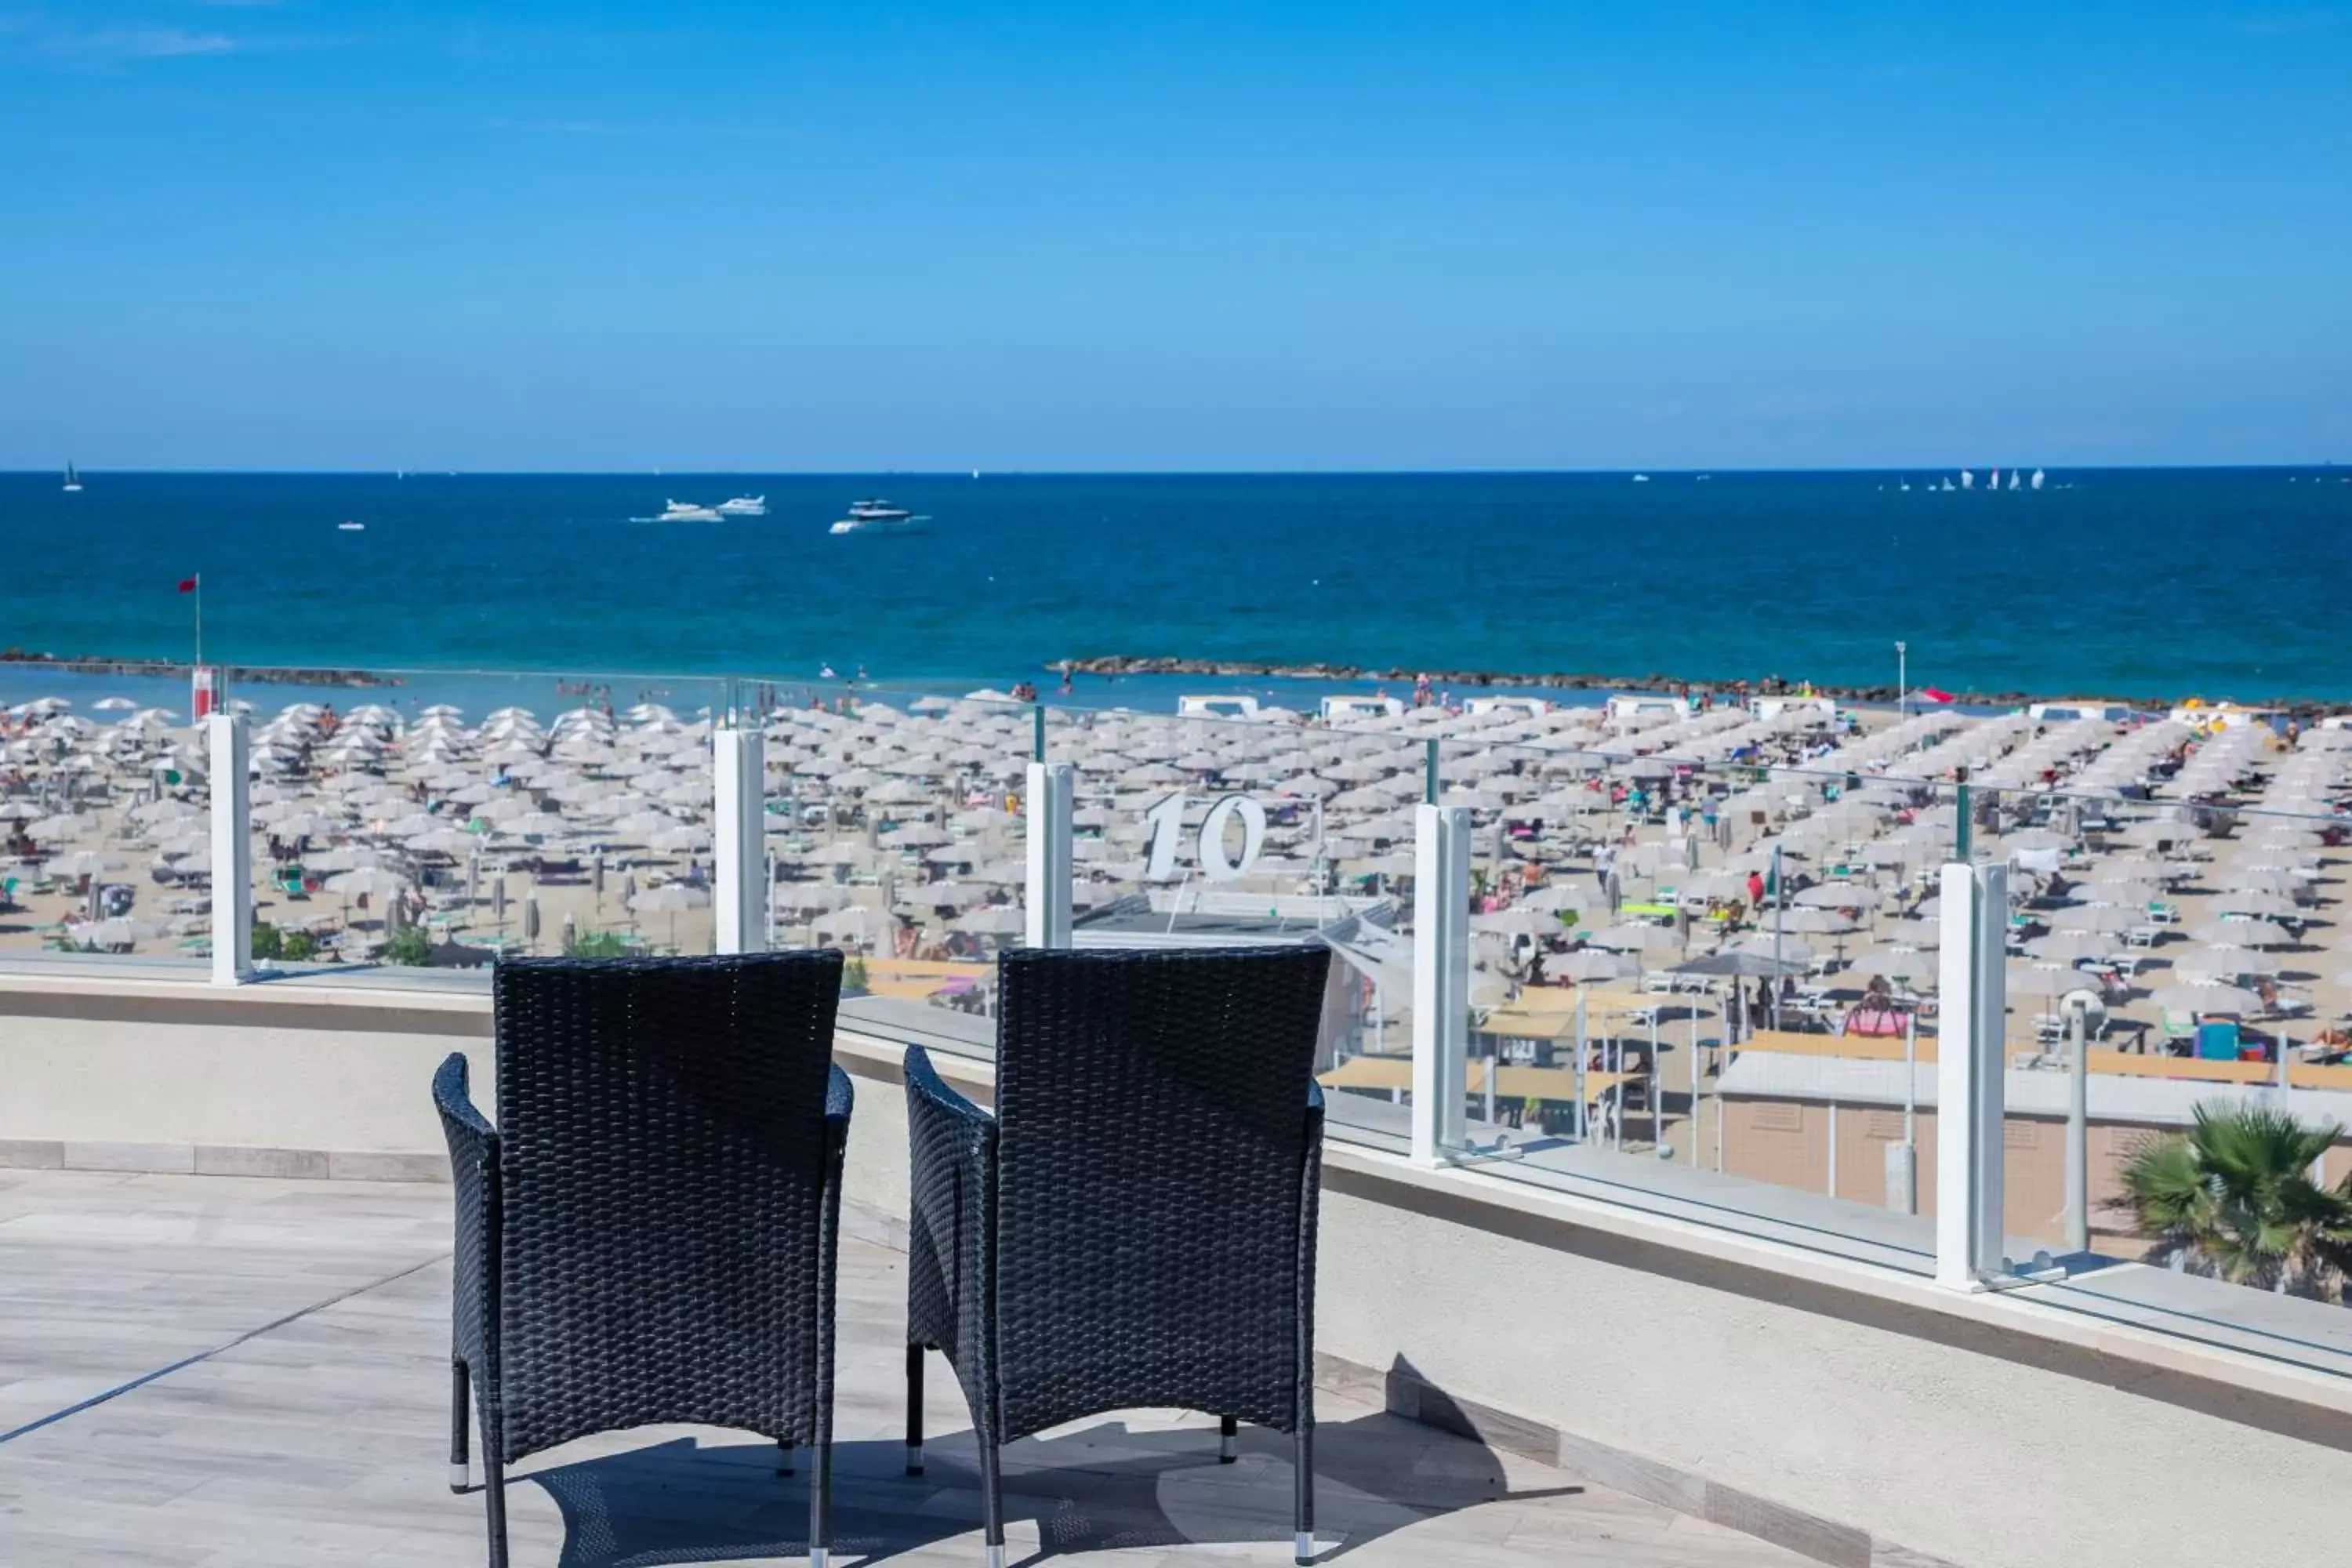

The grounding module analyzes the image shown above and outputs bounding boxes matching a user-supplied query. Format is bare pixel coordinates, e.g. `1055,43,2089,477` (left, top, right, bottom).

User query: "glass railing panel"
0,661,209,970
758,679,1034,1027
1045,695,1430,1149
1433,700,1951,1267
229,664,728,972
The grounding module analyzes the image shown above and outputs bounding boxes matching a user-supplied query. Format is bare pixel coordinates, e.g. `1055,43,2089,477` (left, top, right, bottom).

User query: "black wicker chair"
434,950,852,1568
904,946,1331,1567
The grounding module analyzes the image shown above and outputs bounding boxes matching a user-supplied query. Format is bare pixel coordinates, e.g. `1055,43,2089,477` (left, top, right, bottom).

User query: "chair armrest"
432,1053,499,1373
904,1047,997,1409
824,1062,855,1154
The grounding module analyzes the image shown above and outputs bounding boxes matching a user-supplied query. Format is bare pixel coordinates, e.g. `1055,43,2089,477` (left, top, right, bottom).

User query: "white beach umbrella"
2150,981,2263,1014
325,868,408,898
49,851,125,877
953,906,1025,936
2049,905,2139,934
2026,931,2119,964
2188,919,2289,949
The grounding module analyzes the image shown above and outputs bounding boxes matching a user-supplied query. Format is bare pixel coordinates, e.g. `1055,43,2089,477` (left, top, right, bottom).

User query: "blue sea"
2,468,2348,711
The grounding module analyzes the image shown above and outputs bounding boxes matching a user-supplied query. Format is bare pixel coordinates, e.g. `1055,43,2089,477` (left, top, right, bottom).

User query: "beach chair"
2159,1008,2196,1049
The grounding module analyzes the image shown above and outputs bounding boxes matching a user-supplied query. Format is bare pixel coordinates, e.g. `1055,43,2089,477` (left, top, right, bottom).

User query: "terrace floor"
0,1171,1814,1568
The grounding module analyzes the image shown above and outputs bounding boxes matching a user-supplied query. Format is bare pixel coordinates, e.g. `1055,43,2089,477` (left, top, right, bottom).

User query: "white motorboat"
645,499,723,521
828,498,927,535
716,495,768,516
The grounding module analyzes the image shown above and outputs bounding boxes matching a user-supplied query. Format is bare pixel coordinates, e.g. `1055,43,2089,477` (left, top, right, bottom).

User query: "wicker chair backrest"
491,950,844,1455
990,946,1330,1437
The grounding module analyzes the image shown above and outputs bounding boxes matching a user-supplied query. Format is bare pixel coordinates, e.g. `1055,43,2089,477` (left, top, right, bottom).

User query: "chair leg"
483,1440,510,1568
904,1344,924,1475
808,1433,833,1568
1219,1414,1238,1464
1294,1425,1314,1565
448,1360,470,1493
979,1439,1004,1568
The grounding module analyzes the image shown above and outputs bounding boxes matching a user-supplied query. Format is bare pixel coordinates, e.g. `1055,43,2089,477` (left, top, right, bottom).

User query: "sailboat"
2007,470,2020,491
1990,469,2000,490
1960,470,1974,489
1938,477,1955,492
2030,469,2045,490
61,462,82,493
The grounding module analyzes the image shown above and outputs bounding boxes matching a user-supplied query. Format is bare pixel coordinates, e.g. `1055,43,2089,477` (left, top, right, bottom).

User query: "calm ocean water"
2,468,2347,706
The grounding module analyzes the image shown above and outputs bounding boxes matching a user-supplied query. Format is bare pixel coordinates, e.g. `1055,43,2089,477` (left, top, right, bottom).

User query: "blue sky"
2,2,2347,470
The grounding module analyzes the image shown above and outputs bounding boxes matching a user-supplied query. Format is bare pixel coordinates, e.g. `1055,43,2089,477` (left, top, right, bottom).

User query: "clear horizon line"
4,461,2345,478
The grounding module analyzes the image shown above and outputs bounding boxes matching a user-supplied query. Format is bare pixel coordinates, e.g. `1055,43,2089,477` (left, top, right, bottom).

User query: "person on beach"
1748,868,1766,912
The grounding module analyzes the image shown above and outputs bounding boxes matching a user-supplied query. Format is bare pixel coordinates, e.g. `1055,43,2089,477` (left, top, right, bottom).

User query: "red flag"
177,576,198,593
1920,687,1956,703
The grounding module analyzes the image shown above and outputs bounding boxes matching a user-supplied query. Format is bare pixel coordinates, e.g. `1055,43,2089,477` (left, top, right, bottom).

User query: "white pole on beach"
1689,1006,1700,1165
1574,990,1589,1141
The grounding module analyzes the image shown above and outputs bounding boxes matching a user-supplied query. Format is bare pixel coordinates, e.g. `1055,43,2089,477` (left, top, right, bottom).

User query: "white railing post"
1936,861,2009,1289
713,723,765,954
208,711,252,985
1024,761,1073,949
1410,803,1472,1166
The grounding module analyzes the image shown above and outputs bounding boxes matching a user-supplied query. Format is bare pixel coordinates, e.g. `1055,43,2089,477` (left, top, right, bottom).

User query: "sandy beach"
5,684,2348,1218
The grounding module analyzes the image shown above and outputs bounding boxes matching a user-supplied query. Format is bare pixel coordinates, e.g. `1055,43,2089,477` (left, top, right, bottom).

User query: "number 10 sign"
1140,793,1269,881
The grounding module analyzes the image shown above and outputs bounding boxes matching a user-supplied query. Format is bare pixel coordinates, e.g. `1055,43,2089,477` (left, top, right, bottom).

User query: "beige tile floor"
0,1171,1814,1568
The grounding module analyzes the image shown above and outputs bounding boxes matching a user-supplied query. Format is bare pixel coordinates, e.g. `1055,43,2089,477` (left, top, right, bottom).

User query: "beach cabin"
1319,694,1406,723
1463,695,1552,719
2027,700,2134,724
1177,694,1264,721
1750,695,1838,725
1604,693,1693,730
2169,702,2279,731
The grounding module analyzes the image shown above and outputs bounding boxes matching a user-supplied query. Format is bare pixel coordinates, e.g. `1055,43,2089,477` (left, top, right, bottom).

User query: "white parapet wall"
0,972,490,1180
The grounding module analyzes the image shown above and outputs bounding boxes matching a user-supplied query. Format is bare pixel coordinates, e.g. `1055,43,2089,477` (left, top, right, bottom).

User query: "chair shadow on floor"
517,1409,1582,1567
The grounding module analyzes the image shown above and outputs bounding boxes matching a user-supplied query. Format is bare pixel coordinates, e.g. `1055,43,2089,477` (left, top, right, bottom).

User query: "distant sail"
2030,469,2045,489
2008,470,2020,490
1960,470,1974,489
1990,469,2000,490
61,461,82,493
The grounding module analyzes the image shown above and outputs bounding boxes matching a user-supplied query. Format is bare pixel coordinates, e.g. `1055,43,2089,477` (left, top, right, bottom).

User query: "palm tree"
2114,1101,2352,1298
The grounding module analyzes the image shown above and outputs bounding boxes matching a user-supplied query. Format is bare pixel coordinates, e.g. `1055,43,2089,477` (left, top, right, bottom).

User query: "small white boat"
2030,469,2045,490
61,462,82,493
339,521,365,532
1631,473,1650,483
644,499,723,521
1960,470,1975,489
2007,470,2020,491
716,495,768,516
829,498,927,535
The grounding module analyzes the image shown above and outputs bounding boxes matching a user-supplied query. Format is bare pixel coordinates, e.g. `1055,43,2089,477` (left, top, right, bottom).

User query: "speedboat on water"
828,499,927,535
647,499,723,521
717,495,768,515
